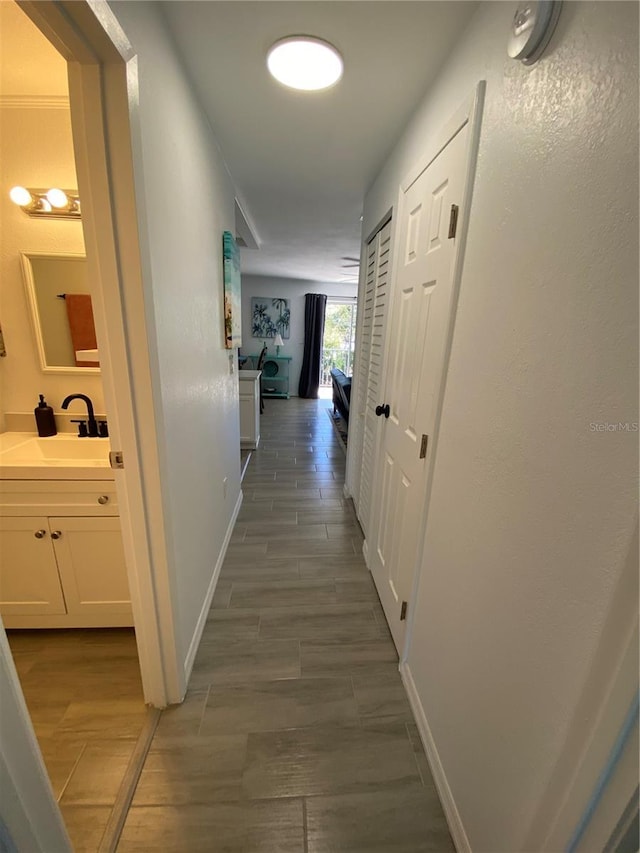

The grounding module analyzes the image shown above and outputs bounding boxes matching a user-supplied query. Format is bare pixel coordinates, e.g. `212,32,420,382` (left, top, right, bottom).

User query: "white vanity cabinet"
0,516,67,616
239,369,261,449
0,481,133,628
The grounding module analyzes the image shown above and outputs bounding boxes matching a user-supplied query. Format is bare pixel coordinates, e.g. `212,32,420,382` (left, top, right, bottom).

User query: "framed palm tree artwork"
251,297,290,340
223,231,242,349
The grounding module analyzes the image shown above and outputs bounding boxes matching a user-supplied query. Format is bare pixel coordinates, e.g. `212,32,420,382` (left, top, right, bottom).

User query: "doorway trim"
16,0,182,706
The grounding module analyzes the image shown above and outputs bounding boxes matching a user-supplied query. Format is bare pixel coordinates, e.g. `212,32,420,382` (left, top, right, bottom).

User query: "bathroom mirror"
21,252,100,375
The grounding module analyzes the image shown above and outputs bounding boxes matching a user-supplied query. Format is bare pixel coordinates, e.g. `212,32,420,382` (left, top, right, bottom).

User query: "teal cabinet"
247,354,292,399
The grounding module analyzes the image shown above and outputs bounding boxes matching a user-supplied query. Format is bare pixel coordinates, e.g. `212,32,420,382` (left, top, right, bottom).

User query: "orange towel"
65,294,98,367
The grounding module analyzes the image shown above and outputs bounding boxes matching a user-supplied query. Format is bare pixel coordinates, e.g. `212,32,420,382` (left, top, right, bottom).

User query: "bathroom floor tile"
60,739,136,805
60,805,112,853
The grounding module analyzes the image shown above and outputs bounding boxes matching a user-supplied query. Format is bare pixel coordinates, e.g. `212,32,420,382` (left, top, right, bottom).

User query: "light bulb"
46,188,68,209
9,186,33,207
267,37,343,91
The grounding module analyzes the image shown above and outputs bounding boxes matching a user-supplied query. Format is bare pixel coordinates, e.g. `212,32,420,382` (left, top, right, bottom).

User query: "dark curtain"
298,293,327,398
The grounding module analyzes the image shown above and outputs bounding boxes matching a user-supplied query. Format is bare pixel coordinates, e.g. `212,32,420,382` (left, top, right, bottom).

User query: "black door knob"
375,404,390,419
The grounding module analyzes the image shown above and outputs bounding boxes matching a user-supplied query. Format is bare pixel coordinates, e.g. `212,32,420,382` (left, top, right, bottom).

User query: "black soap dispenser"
34,394,57,437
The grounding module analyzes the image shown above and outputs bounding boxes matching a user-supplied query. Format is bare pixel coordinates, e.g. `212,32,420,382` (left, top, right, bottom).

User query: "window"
321,298,357,386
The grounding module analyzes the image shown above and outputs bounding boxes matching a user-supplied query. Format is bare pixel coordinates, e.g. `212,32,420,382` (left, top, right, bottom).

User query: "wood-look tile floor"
120,398,454,852
6,627,146,851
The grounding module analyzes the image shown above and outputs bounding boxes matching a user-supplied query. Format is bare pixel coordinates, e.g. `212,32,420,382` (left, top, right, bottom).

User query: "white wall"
240,273,357,394
363,2,638,850
107,2,241,676
0,106,105,428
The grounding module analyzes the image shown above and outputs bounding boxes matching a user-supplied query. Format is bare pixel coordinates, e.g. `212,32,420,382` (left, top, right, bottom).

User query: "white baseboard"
182,489,243,682
401,662,471,853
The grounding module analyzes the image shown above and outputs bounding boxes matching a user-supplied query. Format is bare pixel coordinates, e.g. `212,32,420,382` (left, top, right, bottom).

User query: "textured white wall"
364,2,638,850
0,107,105,425
108,2,241,670
240,274,357,394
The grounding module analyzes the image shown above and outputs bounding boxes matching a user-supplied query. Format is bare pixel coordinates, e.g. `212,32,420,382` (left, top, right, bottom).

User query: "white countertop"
0,432,114,480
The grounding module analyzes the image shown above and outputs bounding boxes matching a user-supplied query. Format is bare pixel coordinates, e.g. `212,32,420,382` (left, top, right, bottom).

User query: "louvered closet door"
349,239,376,520
356,220,392,537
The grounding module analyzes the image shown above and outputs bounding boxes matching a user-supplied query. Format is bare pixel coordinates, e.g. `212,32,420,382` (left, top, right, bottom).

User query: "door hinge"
448,204,459,239
109,450,124,469
400,601,408,621
419,434,429,459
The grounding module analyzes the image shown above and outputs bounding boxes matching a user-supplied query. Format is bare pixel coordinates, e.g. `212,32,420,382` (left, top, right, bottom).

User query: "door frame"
367,82,485,658
0,2,181,844
13,0,182,705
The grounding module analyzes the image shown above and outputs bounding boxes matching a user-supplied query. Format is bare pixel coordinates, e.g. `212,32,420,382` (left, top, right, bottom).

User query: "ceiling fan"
341,255,360,269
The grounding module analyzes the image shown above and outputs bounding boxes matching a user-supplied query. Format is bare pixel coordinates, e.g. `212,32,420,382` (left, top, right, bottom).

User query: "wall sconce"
8,186,81,219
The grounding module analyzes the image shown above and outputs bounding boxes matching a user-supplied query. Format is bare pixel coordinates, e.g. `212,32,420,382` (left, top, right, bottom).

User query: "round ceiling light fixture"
267,36,343,91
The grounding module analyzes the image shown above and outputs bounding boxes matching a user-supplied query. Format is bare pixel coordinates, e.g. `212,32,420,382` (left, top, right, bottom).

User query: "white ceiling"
162,2,477,284
0,1,68,99
1,1,478,286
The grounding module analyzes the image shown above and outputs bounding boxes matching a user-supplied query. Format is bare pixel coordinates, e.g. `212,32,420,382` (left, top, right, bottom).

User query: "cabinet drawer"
0,481,119,516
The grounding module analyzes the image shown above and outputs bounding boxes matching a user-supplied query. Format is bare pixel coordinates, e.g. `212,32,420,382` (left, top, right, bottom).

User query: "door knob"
50,531,62,540
375,404,390,419
34,529,46,539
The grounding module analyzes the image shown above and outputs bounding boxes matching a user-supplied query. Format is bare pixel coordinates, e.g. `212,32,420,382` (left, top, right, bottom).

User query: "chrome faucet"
61,393,100,437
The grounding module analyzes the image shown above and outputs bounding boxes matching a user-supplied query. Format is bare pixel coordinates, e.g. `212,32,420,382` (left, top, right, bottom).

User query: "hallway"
118,397,453,852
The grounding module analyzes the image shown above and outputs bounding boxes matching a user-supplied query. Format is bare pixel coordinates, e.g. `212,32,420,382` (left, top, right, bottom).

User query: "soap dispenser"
34,394,57,437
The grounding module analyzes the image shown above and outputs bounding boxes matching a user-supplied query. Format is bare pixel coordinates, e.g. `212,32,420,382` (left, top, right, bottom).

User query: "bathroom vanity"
0,433,132,629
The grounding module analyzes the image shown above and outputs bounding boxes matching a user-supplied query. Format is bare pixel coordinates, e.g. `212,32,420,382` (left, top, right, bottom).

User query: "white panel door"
50,516,132,615
0,517,67,615
369,122,469,653
358,220,392,536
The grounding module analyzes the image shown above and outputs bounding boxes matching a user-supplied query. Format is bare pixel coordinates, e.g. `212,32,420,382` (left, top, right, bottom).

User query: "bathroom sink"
0,433,112,478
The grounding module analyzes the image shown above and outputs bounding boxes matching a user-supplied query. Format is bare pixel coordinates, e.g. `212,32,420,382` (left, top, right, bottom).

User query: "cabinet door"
239,377,260,448
0,517,66,615
49,517,132,615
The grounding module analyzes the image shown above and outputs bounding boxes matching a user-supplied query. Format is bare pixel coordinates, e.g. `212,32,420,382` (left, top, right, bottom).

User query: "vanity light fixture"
267,36,343,91
8,186,81,219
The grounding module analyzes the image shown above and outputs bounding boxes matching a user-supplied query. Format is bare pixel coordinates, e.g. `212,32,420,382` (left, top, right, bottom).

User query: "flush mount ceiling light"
267,36,343,91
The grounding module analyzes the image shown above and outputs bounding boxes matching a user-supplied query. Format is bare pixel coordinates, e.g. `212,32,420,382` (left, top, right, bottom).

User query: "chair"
256,345,267,413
